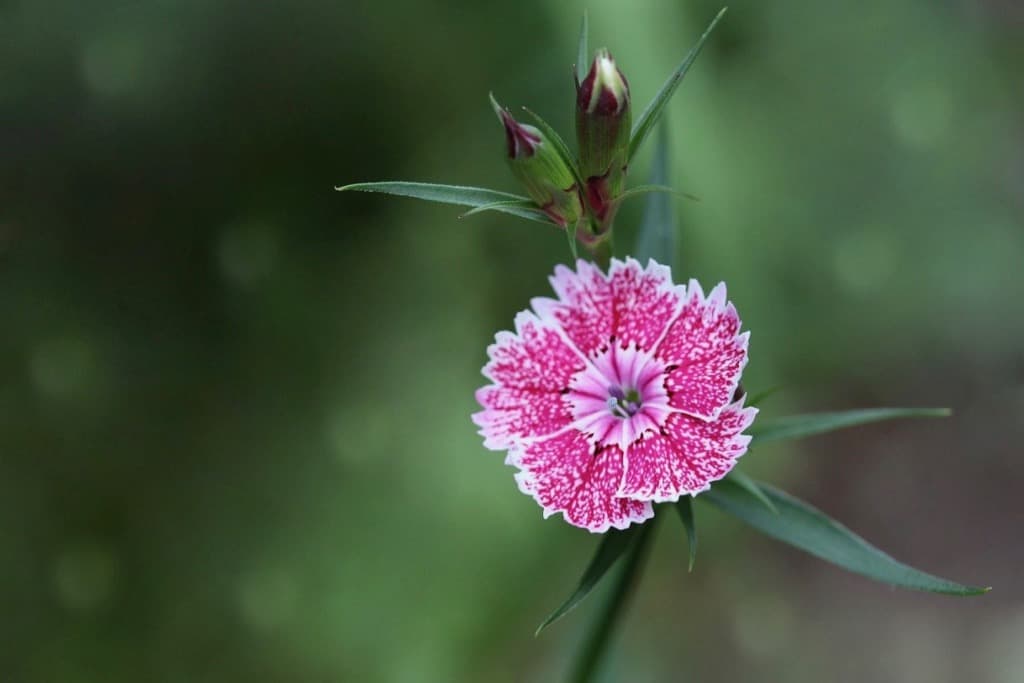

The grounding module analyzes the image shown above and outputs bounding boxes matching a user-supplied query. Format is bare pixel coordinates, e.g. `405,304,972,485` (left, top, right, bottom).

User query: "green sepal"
703,478,989,596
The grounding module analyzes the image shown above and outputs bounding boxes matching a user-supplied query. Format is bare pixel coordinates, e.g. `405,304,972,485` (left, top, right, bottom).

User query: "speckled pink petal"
618,399,757,502
513,430,654,533
606,258,681,353
657,281,748,420
535,258,682,359
535,260,614,358
475,259,755,532
472,311,584,449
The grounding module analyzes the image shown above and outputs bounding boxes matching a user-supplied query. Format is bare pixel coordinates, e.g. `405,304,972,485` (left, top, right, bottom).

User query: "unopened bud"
576,50,631,227
491,94,583,228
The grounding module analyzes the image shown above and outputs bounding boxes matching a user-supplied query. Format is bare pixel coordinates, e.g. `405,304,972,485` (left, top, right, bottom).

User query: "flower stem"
568,513,660,683
590,236,614,270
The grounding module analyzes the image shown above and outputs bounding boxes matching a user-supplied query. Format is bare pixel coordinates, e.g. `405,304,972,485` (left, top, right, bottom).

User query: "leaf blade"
675,497,698,571
750,407,951,446
725,469,777,514
703,478,989,595
337,181,553,224
633,121,677,269
628,7,728,162
576,11,589,83
535,526,640,635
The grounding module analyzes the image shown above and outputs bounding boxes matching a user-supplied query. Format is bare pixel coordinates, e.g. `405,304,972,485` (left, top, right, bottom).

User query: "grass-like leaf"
536,526,640,635
566,517,658,683
750,407,951,446
703,478,989,595
725,470,777,514
576,10,589,83
634,121,677,269
336,181,553,224
675,497,698,571
459,199,546,219
628,7,729,162
745,385,784,407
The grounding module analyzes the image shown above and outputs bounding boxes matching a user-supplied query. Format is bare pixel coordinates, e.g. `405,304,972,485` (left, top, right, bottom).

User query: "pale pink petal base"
475,258,754,533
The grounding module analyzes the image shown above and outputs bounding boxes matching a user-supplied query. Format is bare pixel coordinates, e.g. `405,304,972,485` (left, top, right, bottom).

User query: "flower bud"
576,50,631,227
491,94,583,228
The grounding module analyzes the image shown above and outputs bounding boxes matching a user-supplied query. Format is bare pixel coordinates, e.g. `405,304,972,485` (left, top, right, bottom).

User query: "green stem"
568,514,660,683
590,237,613,270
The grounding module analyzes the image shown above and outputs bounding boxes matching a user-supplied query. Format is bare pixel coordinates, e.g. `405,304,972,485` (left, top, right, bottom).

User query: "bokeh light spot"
833,225,899,296
236,567,298,633
218,221,280,288
52,542,118,612
890,80,953,149
81,31,147,98
732,594,795,658
29,336,102,401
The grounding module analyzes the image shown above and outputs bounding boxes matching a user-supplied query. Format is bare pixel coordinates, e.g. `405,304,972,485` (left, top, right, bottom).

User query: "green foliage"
535,526,641,635
576,10,589,83
633,120,677,268
628,7,729,162
703,478,988,595
337,182,552,223
750,407,952,445
675,497,698,571
725,469,778,514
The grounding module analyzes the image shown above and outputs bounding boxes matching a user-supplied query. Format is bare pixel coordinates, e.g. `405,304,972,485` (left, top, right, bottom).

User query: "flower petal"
513,430,654,533
618,399,757,502
473,385,574,451
535,258,681,358
606,258,681,353
474,311,584,449
656,281,748,420
535,259,613,358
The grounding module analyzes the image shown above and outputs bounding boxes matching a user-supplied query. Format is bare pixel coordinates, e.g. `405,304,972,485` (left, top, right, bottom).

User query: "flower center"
566,343,673,450
608,386,642,418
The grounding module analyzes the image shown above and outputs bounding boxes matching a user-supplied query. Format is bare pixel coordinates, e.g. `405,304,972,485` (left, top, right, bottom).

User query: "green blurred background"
1,0,1022,681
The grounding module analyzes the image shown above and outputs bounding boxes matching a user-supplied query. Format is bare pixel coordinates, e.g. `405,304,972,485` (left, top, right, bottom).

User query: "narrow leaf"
618,184,698,203
725,470,777,514
750,407,951,446
460,199,546,219
675,497,698,571
337,181,553,224
576,11,589,83
703,478,989,595
566,518,658,683
536,526,640,635
745,385,784,407
634,121,677,269
628,7,728,162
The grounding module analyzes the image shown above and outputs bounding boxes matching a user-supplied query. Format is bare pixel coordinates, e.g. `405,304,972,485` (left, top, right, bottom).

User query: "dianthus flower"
474,258,756,532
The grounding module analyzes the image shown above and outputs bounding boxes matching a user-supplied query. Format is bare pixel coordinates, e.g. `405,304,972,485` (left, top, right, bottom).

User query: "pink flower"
473,258,756,533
